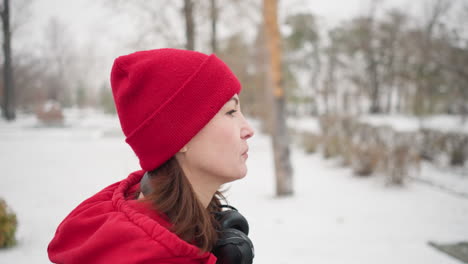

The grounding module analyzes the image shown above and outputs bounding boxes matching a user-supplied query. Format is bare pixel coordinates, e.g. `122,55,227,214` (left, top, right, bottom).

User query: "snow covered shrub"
338,138,353,166
451,147,465,166
0,198,17,248
318,114,339,134
419,129,443,162
419,129,467,167
383,144,420,185
35,100,64,126
301,132,320,153
323,130,352,161
318,115,424,183
323,133,342,158
377,130,421,185
336,117,358,166
319,115,356,162
319,115,339,158
349,123,387,177
350,143,383,176
447,134,467,167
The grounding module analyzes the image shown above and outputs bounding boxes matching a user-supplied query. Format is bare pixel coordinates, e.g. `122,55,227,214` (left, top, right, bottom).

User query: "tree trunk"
183,0,195,50
263,0,293,196
210,0,217,53
361,3,381,114
367,45,381,114
323,45,337,116
1,0,15,121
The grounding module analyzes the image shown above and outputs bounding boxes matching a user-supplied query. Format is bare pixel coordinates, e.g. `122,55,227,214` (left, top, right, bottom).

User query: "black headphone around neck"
212,205,255,264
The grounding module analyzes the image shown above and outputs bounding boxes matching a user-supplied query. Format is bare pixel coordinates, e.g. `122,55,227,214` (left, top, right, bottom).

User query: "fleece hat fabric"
110,48,241,172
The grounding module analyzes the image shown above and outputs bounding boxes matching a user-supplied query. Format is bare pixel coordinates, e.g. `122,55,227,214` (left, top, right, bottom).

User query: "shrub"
0,198,17,248
449,135,467,167
35,100,64,126
323,134,342,159
301,132,320,153
350,143,383,176
378,131,421,185
451,146,466,166
384,145,418,185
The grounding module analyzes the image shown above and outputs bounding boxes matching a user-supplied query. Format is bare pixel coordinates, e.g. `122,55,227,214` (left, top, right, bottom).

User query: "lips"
241,147,249,156
241,147,249,159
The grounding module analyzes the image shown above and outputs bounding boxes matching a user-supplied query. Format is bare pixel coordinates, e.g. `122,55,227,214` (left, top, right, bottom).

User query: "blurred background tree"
1,0,15,120
0,0,465,118
0,0,467,183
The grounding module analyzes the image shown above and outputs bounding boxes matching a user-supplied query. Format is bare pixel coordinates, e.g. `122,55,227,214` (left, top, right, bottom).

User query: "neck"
179,165,221,209
191,179,220,208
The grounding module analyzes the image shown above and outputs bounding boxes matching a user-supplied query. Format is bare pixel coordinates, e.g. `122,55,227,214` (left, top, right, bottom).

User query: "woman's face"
176,94,254,185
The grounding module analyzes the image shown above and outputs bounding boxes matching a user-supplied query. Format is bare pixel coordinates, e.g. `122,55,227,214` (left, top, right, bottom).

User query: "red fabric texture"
110,49,241,172
47,171,217,264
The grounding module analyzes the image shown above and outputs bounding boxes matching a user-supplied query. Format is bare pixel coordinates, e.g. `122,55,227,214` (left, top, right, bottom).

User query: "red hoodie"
48,170,217,264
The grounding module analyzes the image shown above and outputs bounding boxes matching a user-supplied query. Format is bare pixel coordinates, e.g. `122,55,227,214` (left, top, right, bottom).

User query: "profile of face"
175,94,254,187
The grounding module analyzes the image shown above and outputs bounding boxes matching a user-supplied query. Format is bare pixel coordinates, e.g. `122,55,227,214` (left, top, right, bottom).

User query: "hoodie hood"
48,170,216,264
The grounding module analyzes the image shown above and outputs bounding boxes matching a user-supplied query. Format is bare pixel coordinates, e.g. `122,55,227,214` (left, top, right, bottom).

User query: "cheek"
194,117,235,148
185,120,244,178
197,124,237,160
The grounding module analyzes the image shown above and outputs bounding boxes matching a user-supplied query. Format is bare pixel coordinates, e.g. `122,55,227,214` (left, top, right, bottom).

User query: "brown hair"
144,157,224,252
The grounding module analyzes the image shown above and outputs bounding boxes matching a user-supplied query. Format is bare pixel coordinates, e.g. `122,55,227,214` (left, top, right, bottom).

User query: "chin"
222,169,247,184
235,168,248,180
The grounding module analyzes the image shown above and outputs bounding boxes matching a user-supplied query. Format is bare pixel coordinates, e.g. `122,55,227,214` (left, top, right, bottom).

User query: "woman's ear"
179,145,188,153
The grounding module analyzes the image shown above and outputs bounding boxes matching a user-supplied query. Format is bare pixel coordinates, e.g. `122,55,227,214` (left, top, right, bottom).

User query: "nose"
241,116,255,140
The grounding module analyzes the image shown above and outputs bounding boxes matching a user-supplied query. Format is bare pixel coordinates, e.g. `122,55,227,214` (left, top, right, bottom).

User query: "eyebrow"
229,97,239,106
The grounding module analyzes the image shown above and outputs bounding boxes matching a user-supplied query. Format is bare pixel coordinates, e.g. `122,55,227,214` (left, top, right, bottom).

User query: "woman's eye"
227,110,237,116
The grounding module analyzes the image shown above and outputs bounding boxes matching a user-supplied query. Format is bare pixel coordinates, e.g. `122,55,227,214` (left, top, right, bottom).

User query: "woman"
48,48,255,264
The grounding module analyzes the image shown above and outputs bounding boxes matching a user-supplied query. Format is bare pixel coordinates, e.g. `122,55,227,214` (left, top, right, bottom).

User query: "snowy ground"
0,110,467,263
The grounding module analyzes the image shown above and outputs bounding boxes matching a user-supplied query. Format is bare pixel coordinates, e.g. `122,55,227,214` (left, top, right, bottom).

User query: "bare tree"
378,9,408,114
106,1,184,49
42,17,76,106
210,0,218,53
0,0,15,120
284,13,321,115
183,0,195,50
107,0,261,54
426,1,468,117
322,28,341,116
364,2,382,114
412,0,452,115
10,0,31,34
263,0,293,196
107,1,199,50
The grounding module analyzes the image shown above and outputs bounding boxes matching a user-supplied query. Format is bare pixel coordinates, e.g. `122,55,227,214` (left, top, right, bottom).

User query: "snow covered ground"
0,110,467,263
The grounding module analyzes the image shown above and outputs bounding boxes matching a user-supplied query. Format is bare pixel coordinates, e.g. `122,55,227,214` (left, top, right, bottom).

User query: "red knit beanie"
110,48,241,171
